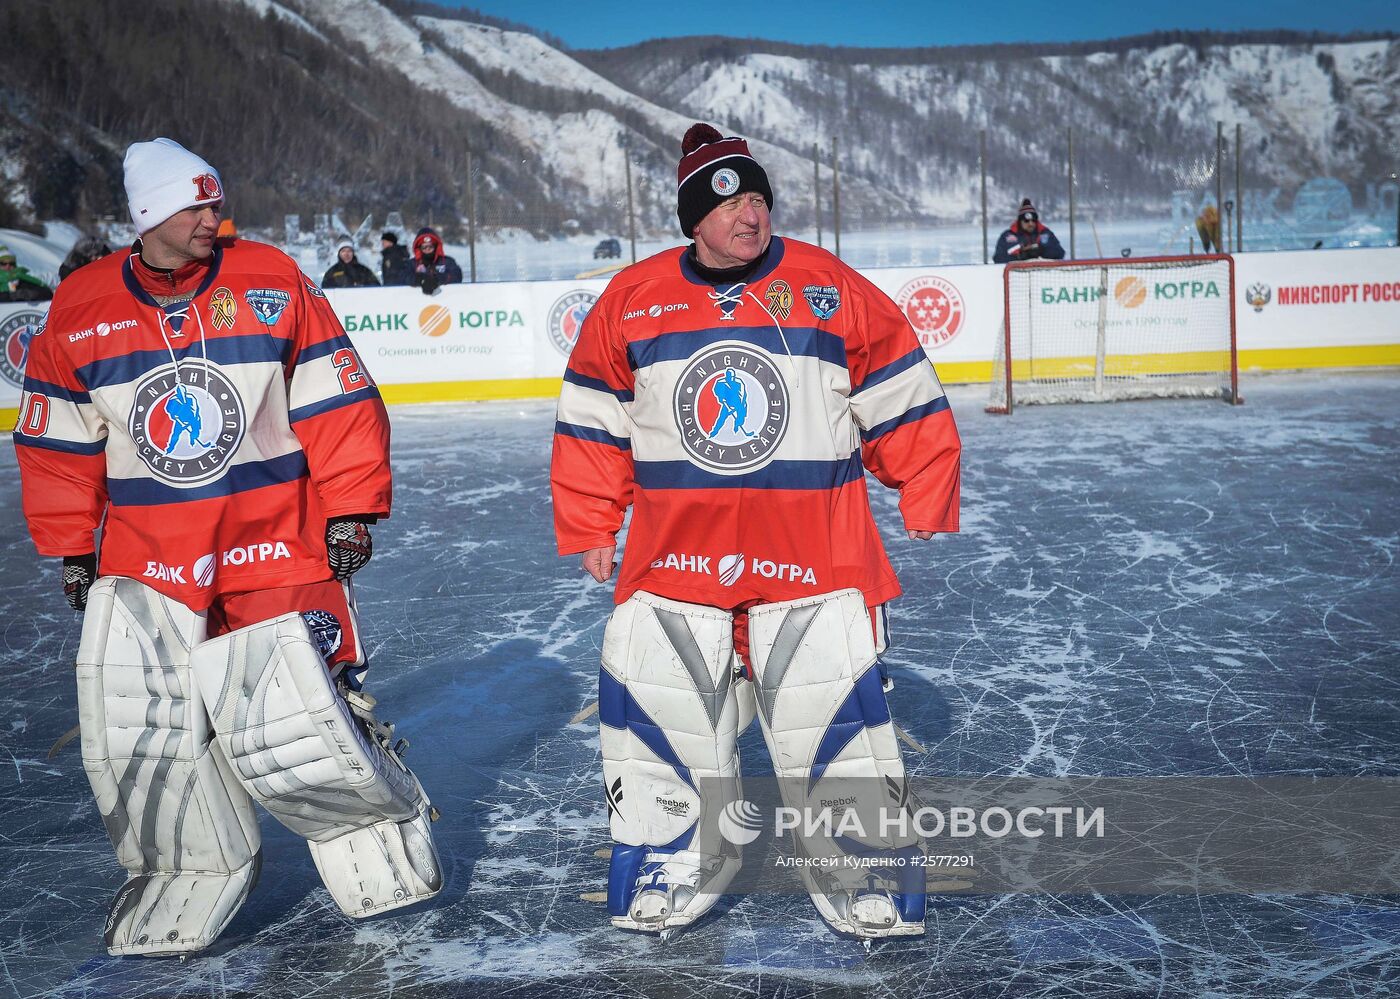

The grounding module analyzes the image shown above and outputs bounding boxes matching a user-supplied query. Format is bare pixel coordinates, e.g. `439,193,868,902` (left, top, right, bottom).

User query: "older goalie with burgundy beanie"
14,137,442,957
552,124,961,943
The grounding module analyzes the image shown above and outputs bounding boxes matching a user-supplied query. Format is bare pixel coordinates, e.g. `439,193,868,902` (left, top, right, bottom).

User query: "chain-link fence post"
831,134,841,261
980,129,989,264
1215,120,1224,255
1067,126,1076,259
1235,123,1243,253
813,142,822,249
465,144,477,283
624,148,636,264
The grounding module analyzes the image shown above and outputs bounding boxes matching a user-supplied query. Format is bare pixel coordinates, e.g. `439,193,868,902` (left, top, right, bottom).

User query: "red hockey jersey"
551,236,961,608
13,241,390,610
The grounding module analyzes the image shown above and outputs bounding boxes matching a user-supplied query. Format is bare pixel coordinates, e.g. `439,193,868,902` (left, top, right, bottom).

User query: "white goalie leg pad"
189,612,442,919
748,588,925,939
76,577,261,957
599,591,745,935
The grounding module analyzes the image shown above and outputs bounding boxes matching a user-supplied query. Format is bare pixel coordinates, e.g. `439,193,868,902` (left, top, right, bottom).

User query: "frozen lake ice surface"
2,371,1398,998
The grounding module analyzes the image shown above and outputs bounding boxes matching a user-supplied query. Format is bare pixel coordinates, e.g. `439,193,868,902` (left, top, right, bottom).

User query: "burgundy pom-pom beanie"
676,123,773,238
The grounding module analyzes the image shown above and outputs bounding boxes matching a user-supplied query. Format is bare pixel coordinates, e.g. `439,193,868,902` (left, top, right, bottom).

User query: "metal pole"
831,134,841,261
1215,120,1224,254
624,151,636,264
1235,122,1243,253
980,129,988,264
466,146,477,283
813,142,822,249
1067,127,1075,260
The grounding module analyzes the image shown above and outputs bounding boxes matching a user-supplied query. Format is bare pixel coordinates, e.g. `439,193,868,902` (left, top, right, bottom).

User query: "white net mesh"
989,256,1238,412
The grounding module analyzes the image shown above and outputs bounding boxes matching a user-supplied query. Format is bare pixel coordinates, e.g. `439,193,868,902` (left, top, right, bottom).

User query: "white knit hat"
124,138,224,235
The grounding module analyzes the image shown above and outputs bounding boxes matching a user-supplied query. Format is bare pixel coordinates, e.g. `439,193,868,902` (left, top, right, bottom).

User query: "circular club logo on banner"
895,275,965,348
548,290,597,356
673,343,789,474
711,168,740,196
0,309,44,388
128,365,246,485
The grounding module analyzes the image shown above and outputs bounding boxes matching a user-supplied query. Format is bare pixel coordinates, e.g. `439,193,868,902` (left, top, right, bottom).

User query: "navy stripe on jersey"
634,453,862,490
288,386,381,424
12,432,107,456
852,347,928,395
563,368,634,403
78,334,291,389
555,420,631,451
106,451,309,506
295,334,358,366
627,326,846,372
860,396,950,444
21,375,91,404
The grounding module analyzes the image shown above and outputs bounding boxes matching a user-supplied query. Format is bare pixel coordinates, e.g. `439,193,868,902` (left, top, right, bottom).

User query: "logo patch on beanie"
193,173,222,202
711,168,740,196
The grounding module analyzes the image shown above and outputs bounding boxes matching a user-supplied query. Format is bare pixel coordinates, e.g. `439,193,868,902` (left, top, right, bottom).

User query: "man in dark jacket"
379,232,412,286
322,241,380,288
411,227,462,295
993,199,1066,264
0,245,54,302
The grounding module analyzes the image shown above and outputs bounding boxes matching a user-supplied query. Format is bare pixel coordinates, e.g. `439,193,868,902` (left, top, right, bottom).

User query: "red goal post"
988,254,1241,414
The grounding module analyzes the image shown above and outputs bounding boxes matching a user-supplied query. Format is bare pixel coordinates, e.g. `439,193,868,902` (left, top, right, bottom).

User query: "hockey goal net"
988,255,1240,413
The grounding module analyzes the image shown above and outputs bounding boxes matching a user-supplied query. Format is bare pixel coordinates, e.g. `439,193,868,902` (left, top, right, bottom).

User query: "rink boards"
1,245,1396,420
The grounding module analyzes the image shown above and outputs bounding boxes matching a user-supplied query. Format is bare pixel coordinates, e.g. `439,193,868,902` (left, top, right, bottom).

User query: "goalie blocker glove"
326,516,374,579
63,553,97,611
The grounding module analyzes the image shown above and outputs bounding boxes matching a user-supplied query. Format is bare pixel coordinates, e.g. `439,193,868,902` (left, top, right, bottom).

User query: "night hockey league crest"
128,363,247,485
673,342,789,474
802,284,841,321
245,288,291,327
548,289,597,356
0,309,44,388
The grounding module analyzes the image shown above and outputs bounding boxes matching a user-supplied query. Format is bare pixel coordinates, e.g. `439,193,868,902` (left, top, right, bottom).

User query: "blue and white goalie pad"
599,591,751,935
77,578,261,957
748,588,926,939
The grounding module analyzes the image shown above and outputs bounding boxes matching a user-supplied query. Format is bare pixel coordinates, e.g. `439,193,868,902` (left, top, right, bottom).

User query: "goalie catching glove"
326,516,374,579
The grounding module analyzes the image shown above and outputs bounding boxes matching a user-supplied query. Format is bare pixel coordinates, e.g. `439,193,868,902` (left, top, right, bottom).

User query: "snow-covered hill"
1,0,1394,238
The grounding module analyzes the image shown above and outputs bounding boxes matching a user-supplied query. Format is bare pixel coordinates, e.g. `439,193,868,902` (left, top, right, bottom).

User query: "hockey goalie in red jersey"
13,138,441,957
551,123,962,942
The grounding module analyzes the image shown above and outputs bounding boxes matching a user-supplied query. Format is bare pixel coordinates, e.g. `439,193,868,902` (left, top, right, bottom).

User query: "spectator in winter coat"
321,241,380,289
0,245,53,302
379,232,412,286
992,199,1066,264
58,235,114,282
1195,204,1220,254
411,227,462,295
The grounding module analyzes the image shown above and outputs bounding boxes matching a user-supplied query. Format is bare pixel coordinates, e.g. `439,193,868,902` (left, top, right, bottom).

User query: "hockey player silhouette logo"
706,369,754,439
547,290,597,356
0,309,43,388
129,365,246,485
674,343,789,474
160,384,215,453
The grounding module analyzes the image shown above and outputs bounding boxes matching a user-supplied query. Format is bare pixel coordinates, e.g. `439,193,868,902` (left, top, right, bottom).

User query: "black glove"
326,516,374,579
63,553,97,611
420,270,440,296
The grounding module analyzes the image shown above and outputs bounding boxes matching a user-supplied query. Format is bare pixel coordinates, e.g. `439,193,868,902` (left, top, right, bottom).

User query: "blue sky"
439,0,1399,49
